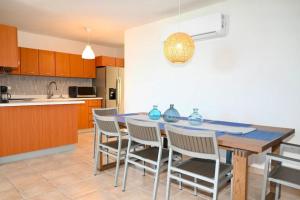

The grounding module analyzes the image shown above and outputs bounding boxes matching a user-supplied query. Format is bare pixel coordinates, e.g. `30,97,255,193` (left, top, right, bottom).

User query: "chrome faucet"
47,81,58,99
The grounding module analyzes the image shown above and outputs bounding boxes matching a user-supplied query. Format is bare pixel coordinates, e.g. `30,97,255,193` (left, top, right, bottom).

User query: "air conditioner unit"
162,13,227,41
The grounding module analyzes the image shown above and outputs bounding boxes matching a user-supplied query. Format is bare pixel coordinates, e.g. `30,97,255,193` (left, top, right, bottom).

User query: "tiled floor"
0,131,299,200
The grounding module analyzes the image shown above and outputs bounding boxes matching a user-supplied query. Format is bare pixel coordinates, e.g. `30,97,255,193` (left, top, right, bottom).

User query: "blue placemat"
116,113,282,142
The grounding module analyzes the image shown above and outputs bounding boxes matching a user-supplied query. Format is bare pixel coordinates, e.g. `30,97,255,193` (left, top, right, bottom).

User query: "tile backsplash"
0,74,92,95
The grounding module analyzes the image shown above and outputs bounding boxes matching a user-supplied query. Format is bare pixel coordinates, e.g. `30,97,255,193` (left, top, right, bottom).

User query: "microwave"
68,86,96,98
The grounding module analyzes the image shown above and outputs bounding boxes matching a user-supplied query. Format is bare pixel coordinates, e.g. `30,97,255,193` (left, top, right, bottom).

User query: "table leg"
232,149,249,200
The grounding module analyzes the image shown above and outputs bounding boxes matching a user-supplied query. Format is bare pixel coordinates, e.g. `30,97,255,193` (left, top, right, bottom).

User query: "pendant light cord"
178,0,181,17
177,0,181,31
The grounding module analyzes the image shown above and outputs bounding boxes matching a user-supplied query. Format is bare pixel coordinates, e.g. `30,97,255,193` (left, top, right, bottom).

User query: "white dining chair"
122,118,173,200
261,142,300,200
94,114,133,187
92,108,118,161
165,124,233,200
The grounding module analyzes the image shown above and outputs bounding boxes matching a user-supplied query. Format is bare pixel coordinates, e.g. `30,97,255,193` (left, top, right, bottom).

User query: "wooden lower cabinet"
78,99,102,129
0,104,78,157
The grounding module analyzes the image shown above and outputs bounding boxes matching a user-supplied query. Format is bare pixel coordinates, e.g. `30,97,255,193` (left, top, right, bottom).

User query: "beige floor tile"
0,176,15,193
0,161,29,175
0,188,23,200
113,187,152,200
28,190,70,200
74,190,117,200
7,172,46,187
47,173,84,187
16,179,56,199
58,177,102,199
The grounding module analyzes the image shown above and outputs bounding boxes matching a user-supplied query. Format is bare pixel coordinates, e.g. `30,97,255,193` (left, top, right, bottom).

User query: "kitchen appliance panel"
93,66,124,113
92,67,106,107
105,66,118,109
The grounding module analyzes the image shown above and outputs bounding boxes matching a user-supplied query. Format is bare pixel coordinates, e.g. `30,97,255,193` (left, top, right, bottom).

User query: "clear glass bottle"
188,108,203,126
163,104,180,122
148,105,161,120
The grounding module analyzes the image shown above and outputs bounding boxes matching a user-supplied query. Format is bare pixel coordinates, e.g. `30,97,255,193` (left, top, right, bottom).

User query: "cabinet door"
70,54,83,77
83,59,96,78
95,56,115,67
78,101,88,129
20,48,39,75
55,52,70,77
39,50,55,76
0,24,18,68
115,58,124,67
10,47,21,75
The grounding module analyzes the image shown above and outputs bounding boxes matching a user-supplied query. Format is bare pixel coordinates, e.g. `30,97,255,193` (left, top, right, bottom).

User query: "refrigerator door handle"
117,78,122,108
116,78,119,107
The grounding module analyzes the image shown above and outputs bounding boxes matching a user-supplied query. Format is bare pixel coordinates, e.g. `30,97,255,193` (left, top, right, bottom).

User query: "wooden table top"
116,113,295,153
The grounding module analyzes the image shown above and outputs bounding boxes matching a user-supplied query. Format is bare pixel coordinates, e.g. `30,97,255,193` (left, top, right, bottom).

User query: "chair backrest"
126,118,162,147
165,124,219,161
94,114,120,137
92,108,118,116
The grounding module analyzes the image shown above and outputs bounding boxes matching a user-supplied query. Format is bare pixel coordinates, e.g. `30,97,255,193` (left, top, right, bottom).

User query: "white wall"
125,0,300,168
18,31,124,57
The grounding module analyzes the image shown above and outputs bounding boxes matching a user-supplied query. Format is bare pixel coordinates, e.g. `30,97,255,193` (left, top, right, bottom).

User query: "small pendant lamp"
163,0,195,63
82,27,95,59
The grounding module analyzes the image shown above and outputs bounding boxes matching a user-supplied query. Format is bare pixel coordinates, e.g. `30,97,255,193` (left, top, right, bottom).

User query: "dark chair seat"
131,147,170,162
269,166,300,188
177,158,232,179
102,139,135,150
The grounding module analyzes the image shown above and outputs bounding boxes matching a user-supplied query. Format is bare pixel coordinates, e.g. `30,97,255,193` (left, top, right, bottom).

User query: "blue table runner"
116,113,282,142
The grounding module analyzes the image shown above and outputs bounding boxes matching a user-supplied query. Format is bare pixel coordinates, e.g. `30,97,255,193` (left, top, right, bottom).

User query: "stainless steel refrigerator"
92,66,124,113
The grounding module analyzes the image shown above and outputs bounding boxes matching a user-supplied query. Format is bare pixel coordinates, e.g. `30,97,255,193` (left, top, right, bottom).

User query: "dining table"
97,112,295,200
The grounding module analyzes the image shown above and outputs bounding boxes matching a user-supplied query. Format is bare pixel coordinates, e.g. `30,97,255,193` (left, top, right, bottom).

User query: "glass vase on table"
148,105,161,120
188,108,203,126
163,104,180,123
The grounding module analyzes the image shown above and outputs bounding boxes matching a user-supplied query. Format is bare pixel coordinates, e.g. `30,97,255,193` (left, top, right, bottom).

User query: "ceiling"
0,0,223,47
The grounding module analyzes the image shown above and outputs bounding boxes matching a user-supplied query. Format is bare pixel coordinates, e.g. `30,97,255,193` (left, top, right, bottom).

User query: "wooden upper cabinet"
9,47,21,75
55,52,70,77
20,47,39,75
115,58,124,67
95,56,115,67
38,50,55,76
83,59,96,78
69,54,83,77
0,24,18,68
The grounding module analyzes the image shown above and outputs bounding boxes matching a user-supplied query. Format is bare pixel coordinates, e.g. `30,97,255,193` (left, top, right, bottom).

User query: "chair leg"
143,161,146,176
212,184,218,200
166,150,173,200
114,152,121,187
193,178,197,196
94,148,99,175
261,156,270,200
93,125,96,158
275,184,281,200
230,174,233,200
152,164,161,200
152,148,163,200
106,136,109,164
179,173,182,190
122,141,131,192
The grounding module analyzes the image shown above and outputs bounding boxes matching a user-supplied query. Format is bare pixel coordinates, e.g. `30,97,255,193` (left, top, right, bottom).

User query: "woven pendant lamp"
164,32,195,63
163,0,195,64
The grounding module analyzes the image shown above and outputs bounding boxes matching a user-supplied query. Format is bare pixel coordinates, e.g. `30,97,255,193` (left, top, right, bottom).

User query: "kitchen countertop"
0,96,103,107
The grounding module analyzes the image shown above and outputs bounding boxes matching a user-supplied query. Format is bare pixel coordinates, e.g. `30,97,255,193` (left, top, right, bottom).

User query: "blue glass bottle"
148,105,161,120
163,104,180,122
188,108,203,126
